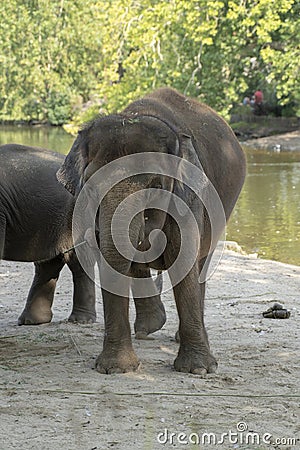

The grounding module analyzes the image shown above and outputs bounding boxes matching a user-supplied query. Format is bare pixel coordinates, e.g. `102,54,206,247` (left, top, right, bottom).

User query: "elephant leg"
174,256,210,343
18,257,65,325
132,269,166,339
0,212,6,259
95,289,139,374
169,262,217,375
66,253,96,324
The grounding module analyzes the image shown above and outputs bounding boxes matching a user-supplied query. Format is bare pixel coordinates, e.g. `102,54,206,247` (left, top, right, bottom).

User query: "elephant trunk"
99,186,146,277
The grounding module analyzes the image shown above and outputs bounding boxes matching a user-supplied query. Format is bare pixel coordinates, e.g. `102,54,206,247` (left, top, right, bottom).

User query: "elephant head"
57,114,203,280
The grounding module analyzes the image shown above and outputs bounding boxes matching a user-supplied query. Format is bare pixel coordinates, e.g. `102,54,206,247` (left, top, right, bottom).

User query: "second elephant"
0,144,96,324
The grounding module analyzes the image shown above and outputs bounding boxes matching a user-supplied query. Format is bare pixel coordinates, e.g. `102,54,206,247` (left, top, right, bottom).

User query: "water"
227,148,300,266
0,125,299,265
0,124,74,154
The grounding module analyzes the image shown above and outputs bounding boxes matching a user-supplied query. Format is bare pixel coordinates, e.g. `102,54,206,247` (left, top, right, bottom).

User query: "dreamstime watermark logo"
72,153,226,297
157,422,298,447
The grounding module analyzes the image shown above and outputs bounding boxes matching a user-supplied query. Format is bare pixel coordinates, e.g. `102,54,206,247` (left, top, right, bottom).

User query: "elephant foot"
68,308,96,324
134,296,166,340
95,346,140,374
18,305,53,326
174,345,218,376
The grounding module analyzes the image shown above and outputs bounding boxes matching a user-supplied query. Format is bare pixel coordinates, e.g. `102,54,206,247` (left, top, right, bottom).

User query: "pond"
227,148,300,266
1,125,299,266
0,124,73,154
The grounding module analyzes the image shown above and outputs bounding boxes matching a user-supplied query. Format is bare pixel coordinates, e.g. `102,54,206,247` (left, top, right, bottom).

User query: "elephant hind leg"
66,252,96,324
18,257,65,325
131,269,166,339
0,212,6,260
134,294,166,339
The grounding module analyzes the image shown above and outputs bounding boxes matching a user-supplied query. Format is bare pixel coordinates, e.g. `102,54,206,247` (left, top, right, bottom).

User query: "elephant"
57,87,246,374
0,143,164,333
0,143,96,324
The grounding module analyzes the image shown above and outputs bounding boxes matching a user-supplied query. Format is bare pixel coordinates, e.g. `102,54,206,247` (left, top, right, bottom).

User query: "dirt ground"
0,250,299,450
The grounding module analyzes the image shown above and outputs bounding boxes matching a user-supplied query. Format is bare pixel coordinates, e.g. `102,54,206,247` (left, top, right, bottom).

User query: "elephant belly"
3,228,58,262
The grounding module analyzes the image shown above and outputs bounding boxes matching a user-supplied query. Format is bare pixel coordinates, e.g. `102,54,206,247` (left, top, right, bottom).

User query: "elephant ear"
56,133,88,196
172,134,205,216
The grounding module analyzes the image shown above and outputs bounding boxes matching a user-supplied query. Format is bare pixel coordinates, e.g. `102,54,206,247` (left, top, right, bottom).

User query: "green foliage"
0,0,102,124
45,91,72,125
0,0,299,124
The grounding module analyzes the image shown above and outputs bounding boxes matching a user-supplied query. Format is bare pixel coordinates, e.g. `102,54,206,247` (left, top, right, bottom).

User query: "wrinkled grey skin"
0,144,163,334
0,144,96,324
58,88,246,374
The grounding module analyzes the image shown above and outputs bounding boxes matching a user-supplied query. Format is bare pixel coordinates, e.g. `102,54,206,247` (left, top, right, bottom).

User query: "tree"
0,0,102,123
0,0,299,123
95,0,299,117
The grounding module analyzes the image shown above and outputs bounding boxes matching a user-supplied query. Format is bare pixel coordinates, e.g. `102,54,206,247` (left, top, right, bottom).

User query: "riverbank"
242,129,300,152
229,114,300,151
1,251,299,449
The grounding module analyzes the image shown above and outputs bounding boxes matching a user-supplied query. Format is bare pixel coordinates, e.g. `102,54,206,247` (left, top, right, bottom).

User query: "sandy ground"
243,130,300,152
0,250,299,450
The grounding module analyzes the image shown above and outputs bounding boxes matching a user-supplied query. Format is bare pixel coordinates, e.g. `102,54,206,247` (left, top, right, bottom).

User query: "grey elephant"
0,144,164,333
58,87,246,374
0,144,96,324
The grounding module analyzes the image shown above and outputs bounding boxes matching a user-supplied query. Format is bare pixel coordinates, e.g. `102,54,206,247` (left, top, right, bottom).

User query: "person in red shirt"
254,90,263,105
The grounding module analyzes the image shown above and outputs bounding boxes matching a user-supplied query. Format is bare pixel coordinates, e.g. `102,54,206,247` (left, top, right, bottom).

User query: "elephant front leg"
96,289,140,374
18,258,64,325
170,265,217,375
